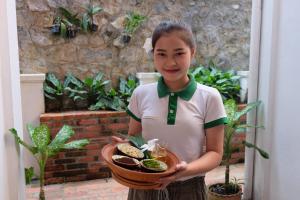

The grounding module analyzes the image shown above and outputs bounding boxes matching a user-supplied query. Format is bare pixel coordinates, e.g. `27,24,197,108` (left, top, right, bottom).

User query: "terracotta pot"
101,143,180,189
207,183,242,200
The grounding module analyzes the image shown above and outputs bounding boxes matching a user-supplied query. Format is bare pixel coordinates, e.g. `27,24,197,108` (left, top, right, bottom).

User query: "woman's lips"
163,69,180,73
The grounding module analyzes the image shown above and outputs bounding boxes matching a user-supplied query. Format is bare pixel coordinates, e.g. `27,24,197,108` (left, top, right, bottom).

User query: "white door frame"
0,0,25,199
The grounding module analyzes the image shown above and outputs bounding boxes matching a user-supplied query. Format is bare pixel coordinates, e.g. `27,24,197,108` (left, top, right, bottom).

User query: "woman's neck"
164,76,190,92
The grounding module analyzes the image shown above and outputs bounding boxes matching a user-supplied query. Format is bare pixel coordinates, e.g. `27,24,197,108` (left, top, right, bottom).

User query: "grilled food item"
117,143,144,159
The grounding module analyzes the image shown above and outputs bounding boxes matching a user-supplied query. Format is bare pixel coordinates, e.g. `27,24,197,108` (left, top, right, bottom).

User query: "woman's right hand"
111,136,128,144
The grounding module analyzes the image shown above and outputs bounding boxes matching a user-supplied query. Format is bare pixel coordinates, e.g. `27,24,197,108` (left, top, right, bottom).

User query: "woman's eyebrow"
156,49,166,52
174,48,185,51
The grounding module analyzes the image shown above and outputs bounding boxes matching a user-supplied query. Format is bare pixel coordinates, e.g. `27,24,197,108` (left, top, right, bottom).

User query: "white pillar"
21,74,45,175
0,0,25,199
252,0,300,200
136,72,160,85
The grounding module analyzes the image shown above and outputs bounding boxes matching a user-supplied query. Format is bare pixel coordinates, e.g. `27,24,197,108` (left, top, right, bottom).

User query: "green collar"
157,75,197,101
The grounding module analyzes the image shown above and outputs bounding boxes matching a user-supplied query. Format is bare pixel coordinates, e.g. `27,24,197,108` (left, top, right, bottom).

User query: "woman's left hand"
157,161,188,189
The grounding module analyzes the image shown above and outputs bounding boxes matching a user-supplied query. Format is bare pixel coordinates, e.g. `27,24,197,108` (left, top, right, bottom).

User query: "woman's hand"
157,161,188,189
111,136,128,144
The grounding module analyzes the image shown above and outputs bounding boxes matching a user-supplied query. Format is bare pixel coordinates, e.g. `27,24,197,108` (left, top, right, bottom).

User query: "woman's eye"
156,53,166,57
176,52,185,56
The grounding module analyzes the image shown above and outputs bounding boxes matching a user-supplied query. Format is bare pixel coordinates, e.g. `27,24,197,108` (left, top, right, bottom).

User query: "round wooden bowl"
112,172,162,190
101,143,180,184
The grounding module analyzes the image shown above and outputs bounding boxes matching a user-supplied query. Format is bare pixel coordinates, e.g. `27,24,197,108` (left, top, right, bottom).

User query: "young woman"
114,21,227,200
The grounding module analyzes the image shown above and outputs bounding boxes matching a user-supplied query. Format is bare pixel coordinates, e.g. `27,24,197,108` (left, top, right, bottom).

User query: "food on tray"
117,143,144,159
112,155,140,168
140,159,168,172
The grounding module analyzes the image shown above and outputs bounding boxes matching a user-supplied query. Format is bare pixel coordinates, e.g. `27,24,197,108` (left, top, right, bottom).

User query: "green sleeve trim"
126,108,141,122
204,117,228,129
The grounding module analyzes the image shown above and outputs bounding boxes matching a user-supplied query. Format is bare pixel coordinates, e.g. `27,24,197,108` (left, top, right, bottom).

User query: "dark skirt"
127,176,207,200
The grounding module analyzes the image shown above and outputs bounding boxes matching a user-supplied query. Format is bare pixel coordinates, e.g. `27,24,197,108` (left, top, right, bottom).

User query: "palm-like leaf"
32,124,50,151
242,141,269,159
49,125,75,150
9,128,38,154
63,139,89,149
234,101,261,121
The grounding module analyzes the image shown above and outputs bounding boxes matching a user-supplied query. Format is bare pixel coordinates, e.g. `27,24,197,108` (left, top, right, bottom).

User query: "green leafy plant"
118,74,139,105
50,7,81,38
44,73,64,100
89,88,126,111
64,72,110,109
44,73,64,111
25,167,35,185
82,2,103,32
10,124,89,200
209,100,269,196
122,12,147,43
190,61,241,102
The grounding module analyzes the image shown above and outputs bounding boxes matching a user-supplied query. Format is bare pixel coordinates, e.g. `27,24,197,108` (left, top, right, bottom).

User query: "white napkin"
140,139,159,152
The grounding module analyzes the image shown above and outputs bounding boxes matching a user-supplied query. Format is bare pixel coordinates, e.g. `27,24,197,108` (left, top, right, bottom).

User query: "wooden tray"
101,143,180,184
112,172,162,190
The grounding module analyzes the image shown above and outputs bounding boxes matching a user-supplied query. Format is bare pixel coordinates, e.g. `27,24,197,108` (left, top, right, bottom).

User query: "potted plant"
207,99,269,200
82,1,103,32
43,73,64,112
10,124,89,200
122,11,147,43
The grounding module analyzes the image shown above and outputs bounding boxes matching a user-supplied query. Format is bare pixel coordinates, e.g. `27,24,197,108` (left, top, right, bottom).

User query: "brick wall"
40,111,129,185
41,107,246,184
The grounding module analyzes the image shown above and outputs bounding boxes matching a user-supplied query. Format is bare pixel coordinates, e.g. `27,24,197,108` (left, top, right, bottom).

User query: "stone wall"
17,0,251,85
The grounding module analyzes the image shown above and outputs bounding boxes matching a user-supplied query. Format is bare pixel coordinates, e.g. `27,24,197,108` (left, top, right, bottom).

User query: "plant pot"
51,24,60,35
122,34,131,43
66,27,77,38
207,183,242,200
89,23,98,32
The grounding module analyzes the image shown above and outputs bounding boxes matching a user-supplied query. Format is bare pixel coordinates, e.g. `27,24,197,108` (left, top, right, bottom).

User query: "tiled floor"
26,163,244,200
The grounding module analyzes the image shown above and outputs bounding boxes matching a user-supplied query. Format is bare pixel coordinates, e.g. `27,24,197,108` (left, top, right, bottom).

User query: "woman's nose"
165,56,176,67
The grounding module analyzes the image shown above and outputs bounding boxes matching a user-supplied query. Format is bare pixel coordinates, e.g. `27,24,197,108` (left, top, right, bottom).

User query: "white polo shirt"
126,76,227,180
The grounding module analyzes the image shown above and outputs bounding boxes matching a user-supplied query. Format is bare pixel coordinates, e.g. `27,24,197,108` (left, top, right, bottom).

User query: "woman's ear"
190,48,196,58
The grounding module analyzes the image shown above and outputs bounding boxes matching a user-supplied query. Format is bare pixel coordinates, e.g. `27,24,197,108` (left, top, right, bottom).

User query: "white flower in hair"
140,139,159,152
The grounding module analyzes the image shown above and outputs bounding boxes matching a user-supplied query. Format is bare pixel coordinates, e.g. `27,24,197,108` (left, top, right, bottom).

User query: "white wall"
0,0,25,199
253,0,300,199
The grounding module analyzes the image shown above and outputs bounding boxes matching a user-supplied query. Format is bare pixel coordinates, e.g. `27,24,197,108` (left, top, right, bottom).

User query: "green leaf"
128,135,146,148
224,99,237,123
91,6,102,15
235,124,264,132
48,125,75,156
27,124,35,145
63,139,89,149
32,124,50,151
9,128,38,154
44,92,56,100
82,13,89,32
234,101,261,121
43,83,57,95
25,167,34,185
60,22,67,37
242,141,269,159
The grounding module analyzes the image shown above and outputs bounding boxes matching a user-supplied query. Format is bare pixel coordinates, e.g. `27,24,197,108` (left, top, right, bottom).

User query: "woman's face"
153,32,195,89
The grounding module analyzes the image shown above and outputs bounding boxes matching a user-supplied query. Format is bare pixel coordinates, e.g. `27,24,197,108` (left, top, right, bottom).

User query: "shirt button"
170,93,174,96
170,110,174,113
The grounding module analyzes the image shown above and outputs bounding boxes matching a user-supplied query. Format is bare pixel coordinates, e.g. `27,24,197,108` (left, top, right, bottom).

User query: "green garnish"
143,160,161,168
